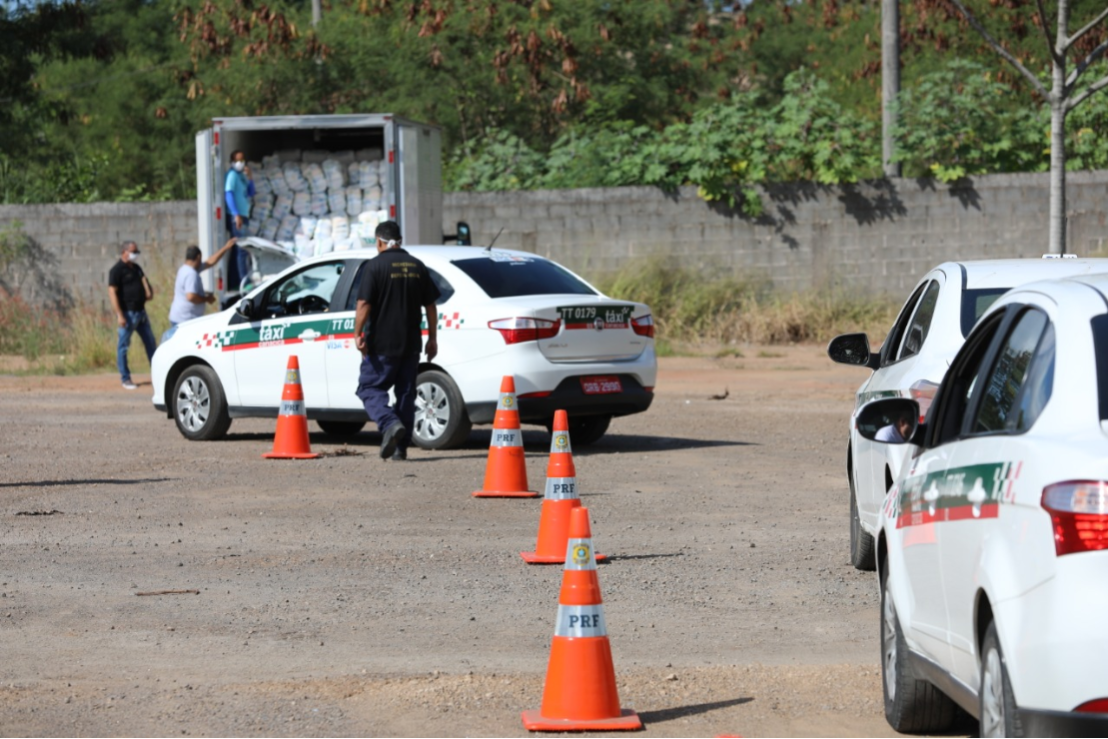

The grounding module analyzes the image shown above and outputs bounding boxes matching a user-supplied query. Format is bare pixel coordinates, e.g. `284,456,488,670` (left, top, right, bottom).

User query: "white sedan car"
857,273,1108,736
151,246,656,448
828,258,1108,571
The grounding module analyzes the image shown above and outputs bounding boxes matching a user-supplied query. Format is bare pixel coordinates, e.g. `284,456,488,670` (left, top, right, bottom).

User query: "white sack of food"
345,186,362,217
323,159,345,190
283,162,309,192
310,191,329,216
260,217,280,241
261,153,280,168
314,217,333,238
331,150,356,166
303,162,327,193
328,192,345,215
295,216,318,239
265,166,290,197
292,191,312,216
330,215,350,240
277,215,299,242
294,234,313,257
271,193,293,220
314,237,334,255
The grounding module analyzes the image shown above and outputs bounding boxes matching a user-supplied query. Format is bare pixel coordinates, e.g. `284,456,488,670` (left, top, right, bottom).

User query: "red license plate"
580,375,622,395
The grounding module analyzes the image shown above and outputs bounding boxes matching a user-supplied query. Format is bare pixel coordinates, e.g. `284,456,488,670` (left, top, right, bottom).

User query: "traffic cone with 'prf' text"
521,410,606,563
263,355,319,460
472,375,538,498
521,506,640,731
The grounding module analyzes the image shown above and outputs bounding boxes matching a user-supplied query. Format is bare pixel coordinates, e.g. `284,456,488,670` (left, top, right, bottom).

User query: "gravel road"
0,347,915,737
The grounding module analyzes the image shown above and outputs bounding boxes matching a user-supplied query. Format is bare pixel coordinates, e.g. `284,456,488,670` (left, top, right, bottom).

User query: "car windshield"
452,254,597,299
960,288,1010,338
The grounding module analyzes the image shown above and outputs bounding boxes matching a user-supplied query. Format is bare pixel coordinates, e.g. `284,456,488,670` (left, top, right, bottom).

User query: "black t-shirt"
356,249,441,357
108,260,148,310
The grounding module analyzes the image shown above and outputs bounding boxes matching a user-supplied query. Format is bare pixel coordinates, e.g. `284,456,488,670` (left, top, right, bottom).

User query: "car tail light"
909,379,940,422
631,314,655,338
1042,481,1108,556
488,317,560,345
1076,698,1108,713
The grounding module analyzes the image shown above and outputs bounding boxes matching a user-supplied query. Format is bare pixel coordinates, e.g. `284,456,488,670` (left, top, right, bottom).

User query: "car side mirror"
828,333,880,370
856,398,923,445
236,298,255,319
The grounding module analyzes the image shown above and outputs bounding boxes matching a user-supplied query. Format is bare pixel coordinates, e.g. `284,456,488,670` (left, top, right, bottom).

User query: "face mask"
232,160,246,173
128,252,141,263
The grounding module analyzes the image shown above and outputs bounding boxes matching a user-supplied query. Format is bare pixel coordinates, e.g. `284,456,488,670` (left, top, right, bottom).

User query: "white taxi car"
151,246,656,448
857,273,1108,736
828,258,1108,571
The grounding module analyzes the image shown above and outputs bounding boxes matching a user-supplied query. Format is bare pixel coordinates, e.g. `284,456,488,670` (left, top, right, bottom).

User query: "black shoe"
391,447,407,461
380,422,406,459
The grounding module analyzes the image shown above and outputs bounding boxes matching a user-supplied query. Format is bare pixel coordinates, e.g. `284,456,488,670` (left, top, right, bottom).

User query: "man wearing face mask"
224,149,255,291
108,241,157,390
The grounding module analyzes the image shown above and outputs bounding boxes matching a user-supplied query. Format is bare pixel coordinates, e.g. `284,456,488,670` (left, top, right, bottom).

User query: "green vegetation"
594,258,899,351
2,1,1107,205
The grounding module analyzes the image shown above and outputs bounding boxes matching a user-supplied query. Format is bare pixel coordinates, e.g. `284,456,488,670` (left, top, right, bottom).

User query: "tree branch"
1067,70,1108,111
1033,0,1063,65
948,0,1051,100
1066,6,1108,51
1066,39,1108,89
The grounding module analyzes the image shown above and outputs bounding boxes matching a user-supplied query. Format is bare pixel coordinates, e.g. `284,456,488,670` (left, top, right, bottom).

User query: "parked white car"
828,258,1108,571
857,273,1108,736
151,246,657,448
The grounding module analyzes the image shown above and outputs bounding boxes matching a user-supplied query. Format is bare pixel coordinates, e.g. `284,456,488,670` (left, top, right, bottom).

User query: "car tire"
316,420,366,437
413,370,472,450
172,365,232,441
882,563,955,733
979,621,1022,738
850,480,877,571
569,414,611,446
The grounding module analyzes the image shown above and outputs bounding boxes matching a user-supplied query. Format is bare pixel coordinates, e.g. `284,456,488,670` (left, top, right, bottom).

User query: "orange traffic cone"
521,410,606,563
472,375,538,498
263,355,319,460
521,506,641,731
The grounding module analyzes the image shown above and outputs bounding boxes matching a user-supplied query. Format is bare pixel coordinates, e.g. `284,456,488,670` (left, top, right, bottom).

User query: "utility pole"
312,0,321,27
882,0,901,178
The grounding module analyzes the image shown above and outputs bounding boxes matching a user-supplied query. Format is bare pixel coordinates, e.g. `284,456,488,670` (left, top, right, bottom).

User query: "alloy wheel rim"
414,381,449,442
177,376,210,432
883,583,897,701
981,647,1005,737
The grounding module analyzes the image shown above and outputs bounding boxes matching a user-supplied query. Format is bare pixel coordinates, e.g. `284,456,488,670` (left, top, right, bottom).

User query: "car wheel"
569,414,611,446
850,478,877,571
172,365,232,441
317,420,366,437
413,370,472,450
882,563,955,733
980,621,1022,738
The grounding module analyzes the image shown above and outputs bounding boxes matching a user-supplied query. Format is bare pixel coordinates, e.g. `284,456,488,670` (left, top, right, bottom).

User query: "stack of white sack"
323,159,345,190
272,193,293,220
292,191,312,216
283,162,309,192
303,162,327,193
345,186,362,217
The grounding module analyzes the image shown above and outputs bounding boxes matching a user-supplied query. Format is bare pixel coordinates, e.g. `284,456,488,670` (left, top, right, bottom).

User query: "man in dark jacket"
107,241,156,390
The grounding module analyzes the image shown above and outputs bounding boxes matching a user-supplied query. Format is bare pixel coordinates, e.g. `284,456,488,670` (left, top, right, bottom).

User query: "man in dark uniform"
107,240,157,390
354,221,440,460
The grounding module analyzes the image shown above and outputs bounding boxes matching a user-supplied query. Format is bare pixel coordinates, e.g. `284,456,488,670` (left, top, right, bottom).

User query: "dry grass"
595,257,897,354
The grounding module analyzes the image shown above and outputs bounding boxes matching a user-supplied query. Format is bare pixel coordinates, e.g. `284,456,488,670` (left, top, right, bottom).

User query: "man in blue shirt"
224,149,255,290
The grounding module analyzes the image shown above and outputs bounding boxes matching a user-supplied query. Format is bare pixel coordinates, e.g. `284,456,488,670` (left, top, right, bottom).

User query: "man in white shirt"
164,238,236,342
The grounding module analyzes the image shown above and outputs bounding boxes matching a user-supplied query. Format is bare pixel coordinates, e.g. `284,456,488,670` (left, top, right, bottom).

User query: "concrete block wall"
2,170,1107,309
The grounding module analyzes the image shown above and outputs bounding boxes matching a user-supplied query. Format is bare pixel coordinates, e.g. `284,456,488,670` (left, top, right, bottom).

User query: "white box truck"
194,114,444,295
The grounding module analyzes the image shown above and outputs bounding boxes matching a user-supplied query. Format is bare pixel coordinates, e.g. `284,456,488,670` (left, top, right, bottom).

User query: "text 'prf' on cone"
522,506,640,731
263,355,319,460
473,375,538,498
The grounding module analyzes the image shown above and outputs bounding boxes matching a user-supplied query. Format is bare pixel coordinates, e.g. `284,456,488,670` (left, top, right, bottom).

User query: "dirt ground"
0,346,918,737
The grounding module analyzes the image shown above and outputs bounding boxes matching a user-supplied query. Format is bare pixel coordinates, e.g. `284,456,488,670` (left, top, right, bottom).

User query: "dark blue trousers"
356,352,419,450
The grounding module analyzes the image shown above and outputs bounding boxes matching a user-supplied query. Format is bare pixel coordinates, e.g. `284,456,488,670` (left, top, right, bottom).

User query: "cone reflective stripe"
472,376,538,498
263,355,319,460
522,410,606,563
522,507,640,732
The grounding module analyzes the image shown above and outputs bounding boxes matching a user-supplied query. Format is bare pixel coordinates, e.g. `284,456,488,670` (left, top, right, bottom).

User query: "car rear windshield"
452,256,597,299
960,288,1010,337
1091,315,1108,421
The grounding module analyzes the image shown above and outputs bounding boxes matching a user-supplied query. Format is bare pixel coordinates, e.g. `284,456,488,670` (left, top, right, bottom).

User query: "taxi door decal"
896,461,1018,528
